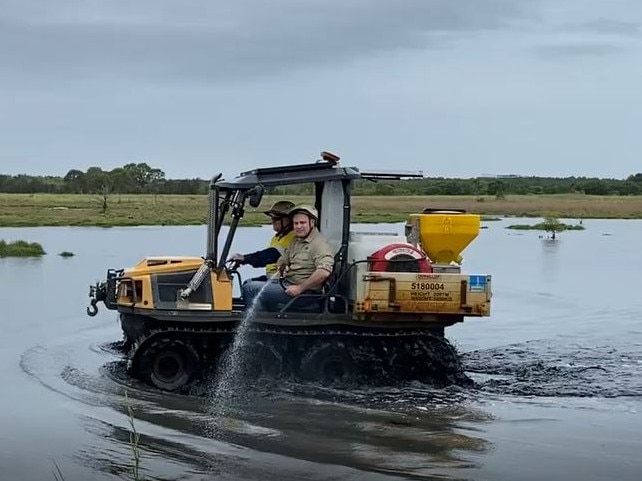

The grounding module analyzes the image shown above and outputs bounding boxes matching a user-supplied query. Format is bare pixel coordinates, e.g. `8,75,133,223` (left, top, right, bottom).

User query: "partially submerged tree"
541,215,564,239
506,214,584,236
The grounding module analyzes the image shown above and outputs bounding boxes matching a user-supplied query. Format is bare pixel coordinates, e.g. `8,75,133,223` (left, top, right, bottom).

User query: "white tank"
348,231,406,263
346,231,410,302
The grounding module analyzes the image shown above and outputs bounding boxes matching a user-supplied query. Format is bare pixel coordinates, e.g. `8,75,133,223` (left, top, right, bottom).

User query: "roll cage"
208,155,423,302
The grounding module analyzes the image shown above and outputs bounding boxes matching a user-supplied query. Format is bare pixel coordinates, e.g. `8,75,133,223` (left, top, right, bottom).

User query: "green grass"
1,193,642,227
0,239,46,257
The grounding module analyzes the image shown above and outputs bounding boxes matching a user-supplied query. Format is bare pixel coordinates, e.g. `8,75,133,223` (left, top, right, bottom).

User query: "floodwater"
0,219,641,481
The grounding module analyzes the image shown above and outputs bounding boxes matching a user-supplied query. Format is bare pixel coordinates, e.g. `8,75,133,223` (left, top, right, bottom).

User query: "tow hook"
87,282,104,317
87,299,99,317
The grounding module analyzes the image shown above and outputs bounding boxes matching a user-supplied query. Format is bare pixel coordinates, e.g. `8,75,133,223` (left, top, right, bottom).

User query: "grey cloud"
571,18,641,37
533,16,640,61
534,43,625,59
0,0,533,87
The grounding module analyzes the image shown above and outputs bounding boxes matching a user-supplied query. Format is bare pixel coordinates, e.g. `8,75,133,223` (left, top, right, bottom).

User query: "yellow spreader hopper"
408,210,480,264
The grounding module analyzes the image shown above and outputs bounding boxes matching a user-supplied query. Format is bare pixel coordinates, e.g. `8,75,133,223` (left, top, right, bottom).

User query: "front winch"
87,282,107,316
86,268,124,316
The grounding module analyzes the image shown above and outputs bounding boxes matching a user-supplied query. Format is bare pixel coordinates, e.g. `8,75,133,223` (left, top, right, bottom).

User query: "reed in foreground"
50,393,145,481
125,392,143,481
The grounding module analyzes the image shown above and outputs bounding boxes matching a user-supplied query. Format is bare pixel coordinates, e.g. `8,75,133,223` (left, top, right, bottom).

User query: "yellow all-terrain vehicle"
87,153,491,391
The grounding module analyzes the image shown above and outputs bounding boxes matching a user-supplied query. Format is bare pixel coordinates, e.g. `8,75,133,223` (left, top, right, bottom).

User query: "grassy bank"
1,193,642,227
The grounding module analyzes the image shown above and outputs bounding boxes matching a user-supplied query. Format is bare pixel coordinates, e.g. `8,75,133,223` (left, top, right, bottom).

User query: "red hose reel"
368,243,432,273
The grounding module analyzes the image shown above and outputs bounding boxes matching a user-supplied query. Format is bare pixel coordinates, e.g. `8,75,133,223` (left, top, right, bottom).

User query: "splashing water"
207,273,279,427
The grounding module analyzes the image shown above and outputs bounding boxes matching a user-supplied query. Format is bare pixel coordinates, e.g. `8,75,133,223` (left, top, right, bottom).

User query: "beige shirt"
278,228,334,285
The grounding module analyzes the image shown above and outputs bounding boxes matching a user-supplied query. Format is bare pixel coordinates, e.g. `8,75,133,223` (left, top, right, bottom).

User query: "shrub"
0,239,46,257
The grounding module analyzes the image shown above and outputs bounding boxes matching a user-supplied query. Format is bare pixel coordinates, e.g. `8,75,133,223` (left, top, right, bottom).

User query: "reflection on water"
540,237,560,252
538,237,561,285
2,221,642,480
97,355,492,480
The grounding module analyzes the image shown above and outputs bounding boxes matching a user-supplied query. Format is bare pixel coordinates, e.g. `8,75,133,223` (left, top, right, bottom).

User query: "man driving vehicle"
242,204,334,311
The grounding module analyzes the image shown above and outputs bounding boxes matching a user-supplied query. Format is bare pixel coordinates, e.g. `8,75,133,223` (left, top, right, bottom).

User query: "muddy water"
1,220,641,480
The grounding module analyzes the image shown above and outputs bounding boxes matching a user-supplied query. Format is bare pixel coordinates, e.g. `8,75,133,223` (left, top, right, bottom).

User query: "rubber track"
127,323,460,373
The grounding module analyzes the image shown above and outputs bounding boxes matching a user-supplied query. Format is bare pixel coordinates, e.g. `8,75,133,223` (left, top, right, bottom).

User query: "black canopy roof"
215,161,362,190
214,160,423,191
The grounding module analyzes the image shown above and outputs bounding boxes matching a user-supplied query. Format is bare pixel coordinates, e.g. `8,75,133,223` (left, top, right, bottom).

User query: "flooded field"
1,219,641,480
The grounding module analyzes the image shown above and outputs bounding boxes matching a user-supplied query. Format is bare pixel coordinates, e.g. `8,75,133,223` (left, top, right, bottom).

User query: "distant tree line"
0,163,208,195
1,163,642,196
271,173,642,197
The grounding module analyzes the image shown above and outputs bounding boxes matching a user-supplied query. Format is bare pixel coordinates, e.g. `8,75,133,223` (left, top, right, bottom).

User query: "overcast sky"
1,0,640,180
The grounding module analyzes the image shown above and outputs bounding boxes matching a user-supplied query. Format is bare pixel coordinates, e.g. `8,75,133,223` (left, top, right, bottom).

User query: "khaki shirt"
278,228,334,285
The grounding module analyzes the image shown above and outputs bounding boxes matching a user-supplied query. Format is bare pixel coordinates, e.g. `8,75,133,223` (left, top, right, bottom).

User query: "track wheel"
390,339,439,382
239,341,283,379
300,341,357,385
390,337,462,386
146,338,199,391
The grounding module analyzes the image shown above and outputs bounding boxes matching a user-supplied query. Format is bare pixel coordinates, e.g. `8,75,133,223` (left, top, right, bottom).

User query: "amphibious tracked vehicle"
87,153,492,391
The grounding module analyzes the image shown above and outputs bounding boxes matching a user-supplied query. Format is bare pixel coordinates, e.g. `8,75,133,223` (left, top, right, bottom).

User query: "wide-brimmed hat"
264,200,295,218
